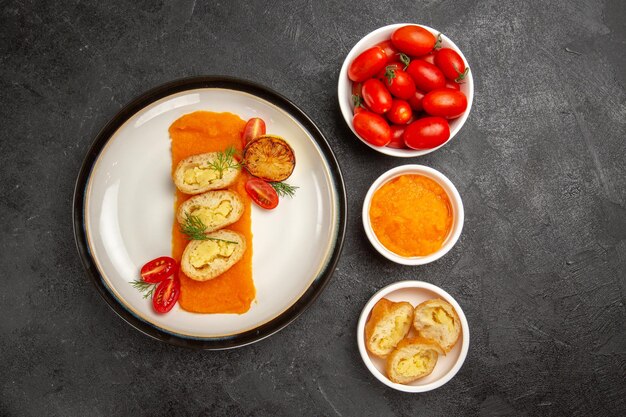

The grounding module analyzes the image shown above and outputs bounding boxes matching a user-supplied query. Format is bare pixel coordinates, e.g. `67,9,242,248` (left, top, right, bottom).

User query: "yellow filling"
377,315,410,351
190,201,233,227
183,165,219,186
396,352,433,376
189,240,236,268
428,307,455,332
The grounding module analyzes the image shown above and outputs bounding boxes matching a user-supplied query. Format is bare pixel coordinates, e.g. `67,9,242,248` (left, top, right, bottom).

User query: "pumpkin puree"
169,111,255,314
369,175,453,257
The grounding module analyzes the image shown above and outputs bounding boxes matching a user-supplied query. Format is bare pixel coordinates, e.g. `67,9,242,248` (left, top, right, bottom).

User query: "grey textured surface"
1,0,625,416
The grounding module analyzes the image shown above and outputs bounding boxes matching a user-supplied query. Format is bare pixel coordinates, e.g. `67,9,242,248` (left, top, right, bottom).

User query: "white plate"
73,77,346,349
357,281,469,392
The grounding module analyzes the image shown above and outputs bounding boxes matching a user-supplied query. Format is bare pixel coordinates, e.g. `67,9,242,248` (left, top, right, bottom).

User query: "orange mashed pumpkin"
169,111,255,314
369,174,453,257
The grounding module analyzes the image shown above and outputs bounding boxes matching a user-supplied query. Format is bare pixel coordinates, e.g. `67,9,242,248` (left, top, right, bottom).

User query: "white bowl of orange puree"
362,165,463,265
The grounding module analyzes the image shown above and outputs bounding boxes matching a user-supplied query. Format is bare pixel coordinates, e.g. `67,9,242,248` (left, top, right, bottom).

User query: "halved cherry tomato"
362,78,392,114
140,257,177,283
348,46,388,82
386,99,413,124
245,178,279,209
353,111,391,147
434,48,468,82
422,89,468,119
153,277,180,314
404,117,450,149
391,25,436,57
406,60,446,92
242,118,266,146
388,124,408,149
383,68,416,100
408,90,426,112
375,40,400,61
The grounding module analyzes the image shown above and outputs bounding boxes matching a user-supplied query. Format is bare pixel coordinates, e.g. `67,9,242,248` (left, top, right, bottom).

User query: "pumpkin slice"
243,135,295,182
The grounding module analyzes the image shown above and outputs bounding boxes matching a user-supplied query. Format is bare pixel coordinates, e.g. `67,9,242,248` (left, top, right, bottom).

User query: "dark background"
1,0,625,416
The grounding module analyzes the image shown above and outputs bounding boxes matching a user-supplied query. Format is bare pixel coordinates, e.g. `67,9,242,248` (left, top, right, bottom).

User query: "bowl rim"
362,164,464,265
337,23,474,158
356,280,470,392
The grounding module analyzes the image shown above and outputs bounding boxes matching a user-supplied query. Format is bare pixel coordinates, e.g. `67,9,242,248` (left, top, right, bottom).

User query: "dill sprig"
130,280,157,299
179,213,238,243
206,146,243,179
270,181,299,198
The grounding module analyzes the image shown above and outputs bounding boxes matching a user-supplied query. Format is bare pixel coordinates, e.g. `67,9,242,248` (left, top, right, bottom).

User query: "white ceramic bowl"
362,165,463,265
338,23,474,157
357,281,469,392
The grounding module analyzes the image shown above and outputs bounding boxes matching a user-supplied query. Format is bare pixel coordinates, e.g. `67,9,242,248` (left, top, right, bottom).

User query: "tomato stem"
434,33,443,49
398,53,411,70
352,94,364,108
455,67,469,83
384,66,397,84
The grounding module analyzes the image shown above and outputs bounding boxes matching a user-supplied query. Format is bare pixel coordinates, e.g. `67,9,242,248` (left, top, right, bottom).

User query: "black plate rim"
72,75,347,349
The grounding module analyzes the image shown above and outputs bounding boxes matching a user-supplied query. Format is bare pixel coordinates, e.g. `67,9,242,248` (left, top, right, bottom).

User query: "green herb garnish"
270,182,299,198
206,146,243,179
130,280,157,299
179,213,238,243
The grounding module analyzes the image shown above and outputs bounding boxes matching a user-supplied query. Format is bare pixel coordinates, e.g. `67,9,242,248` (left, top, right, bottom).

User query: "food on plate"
434,48,469,82
391,25,437,57
369,174,452,257
181,229,247,281
139,256,178,283
386,337,443,384
242,117,266,146
152,276,180,313
347,25,470,150
177,190,244,233
348,46,388,82
413,299,461,353
365,298,414,357
245,178,279,209
422,89,468,119
353,111,391,147
170,111,255,314
243,135,295,182
130,257,180,314
362,78,392,114
173,149,241,194
403,117,450,150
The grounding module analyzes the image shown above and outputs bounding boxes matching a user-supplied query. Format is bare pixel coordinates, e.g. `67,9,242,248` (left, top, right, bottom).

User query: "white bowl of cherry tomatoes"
338,23,473,157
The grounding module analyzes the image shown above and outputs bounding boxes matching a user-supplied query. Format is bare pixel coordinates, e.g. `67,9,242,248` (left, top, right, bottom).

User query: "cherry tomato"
422,89,468,119
408,90,426,112
383,68,416,100
391,25,436,57
445,79,460,90
352,82,366,114
434,48,468,82
376,61,404,80
386,99,413,124
406,60,446,92
348,46,388,82
140,257,177,283
362,78,392,114
353,111,391,147
242,118,266,146
404,117,450,149
245,178,279,209
420,52,436,65
388,125,408,149
152,277,180,313
375,40,400,61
